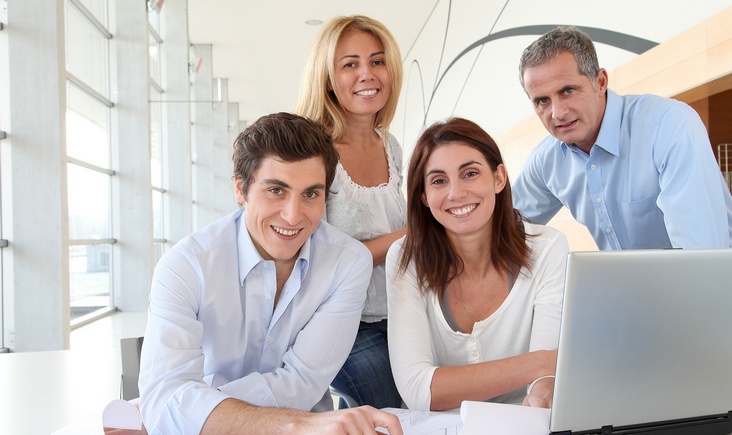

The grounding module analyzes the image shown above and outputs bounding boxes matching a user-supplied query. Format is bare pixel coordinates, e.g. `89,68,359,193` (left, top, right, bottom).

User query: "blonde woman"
296,15,405,409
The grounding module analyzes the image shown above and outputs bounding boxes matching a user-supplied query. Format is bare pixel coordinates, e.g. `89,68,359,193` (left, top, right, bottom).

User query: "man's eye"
269,187,284,195
304,191,319,199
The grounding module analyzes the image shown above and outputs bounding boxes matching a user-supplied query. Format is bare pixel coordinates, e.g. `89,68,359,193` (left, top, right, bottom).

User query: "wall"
391,3,732,251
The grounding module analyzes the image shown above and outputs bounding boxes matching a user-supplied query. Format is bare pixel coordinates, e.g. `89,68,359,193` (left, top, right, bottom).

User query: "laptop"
550,248,732,435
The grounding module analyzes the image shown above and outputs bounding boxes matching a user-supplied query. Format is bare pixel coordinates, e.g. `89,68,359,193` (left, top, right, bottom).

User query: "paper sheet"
459,401,550,435
381,407,463,435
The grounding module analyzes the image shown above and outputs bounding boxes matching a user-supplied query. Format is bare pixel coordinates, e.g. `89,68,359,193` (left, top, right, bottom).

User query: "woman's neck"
339,115,378,148
449,229,493,273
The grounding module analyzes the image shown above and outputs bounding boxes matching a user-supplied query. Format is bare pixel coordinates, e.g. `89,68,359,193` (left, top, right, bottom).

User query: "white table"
0,348,121,434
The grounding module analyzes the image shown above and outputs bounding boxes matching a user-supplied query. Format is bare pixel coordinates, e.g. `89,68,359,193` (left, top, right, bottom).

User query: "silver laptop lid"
550,249,732,433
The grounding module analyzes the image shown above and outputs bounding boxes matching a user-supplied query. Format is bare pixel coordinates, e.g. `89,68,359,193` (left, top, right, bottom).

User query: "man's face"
237,156,327,265
522,51,608,153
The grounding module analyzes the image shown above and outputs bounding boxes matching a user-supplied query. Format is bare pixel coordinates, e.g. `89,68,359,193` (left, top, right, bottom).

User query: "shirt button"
606,227,613,233
596,197,602,203
472,352,478,357
590,165,597,170
264,293,272,299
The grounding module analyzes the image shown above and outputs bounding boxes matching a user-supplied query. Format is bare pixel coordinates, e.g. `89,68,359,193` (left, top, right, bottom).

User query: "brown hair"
232,112,338,202
398,117,531,297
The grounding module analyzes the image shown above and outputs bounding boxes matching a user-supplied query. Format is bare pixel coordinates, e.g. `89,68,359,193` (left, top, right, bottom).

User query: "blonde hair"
295,15,403,141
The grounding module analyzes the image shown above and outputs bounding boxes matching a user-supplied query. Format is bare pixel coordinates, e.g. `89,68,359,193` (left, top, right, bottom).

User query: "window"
65,0,115,324
149,3,167,262
0,1,7,351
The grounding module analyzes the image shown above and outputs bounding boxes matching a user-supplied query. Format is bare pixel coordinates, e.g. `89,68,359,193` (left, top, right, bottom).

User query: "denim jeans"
331,319,403,409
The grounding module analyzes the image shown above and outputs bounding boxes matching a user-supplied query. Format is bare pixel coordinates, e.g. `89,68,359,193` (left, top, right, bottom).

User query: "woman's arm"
429,350,556,411
363,229,406,266
386,240,438,411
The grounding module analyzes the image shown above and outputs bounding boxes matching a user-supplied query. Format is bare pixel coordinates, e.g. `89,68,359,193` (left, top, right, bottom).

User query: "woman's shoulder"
523,222,569,249
376,129,403,153
386,234,407,261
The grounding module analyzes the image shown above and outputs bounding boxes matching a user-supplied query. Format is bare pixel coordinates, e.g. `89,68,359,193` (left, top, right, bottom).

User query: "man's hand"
297,405,403,435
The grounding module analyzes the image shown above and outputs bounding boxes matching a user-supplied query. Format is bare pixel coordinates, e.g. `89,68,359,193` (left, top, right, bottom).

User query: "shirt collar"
560,89,621,157
236,210,311,286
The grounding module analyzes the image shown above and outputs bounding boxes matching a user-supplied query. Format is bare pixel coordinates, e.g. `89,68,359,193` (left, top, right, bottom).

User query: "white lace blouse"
325,129,407,322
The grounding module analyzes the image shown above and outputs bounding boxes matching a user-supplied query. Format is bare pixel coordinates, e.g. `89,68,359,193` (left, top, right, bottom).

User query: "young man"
513,26,732,250
138,113,401,435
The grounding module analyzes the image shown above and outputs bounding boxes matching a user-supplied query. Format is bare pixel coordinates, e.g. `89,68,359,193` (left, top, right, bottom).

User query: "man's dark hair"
232,112,338,201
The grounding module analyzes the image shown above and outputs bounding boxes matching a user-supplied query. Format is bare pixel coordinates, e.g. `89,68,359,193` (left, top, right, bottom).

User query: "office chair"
120,336,145,400
329,385,360,409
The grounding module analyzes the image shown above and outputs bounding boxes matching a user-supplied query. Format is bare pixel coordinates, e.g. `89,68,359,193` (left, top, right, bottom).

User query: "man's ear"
595,68,609,95
494,164,508,194
235,177,246,205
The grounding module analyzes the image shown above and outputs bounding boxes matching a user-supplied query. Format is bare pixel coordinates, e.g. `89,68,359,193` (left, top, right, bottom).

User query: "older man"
513,26,732,250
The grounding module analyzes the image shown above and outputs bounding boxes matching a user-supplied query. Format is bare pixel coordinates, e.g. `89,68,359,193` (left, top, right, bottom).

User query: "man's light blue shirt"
513,89,732,250
139,209,372,435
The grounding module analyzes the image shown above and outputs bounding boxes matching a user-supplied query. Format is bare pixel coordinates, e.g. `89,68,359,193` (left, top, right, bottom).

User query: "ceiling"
186,1,731,130
187,1,437,125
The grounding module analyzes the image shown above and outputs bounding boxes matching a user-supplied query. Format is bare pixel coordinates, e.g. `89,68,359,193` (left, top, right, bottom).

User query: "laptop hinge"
601,425,613,435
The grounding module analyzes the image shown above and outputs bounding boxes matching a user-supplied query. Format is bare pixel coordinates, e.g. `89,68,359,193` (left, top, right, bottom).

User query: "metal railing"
718,143,732,194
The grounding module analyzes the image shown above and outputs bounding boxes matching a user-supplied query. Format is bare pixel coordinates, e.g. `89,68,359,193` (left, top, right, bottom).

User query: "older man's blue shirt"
513,89,732,250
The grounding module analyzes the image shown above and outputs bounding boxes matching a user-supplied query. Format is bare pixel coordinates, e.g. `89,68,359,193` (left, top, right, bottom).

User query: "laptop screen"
549,249,732,435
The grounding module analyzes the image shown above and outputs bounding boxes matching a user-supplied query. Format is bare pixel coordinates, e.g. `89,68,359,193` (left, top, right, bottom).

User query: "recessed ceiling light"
305,19,323,26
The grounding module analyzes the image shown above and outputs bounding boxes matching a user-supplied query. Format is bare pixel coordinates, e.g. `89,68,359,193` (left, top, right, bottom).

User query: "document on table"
459,401,550,435
381,407,462,435
382,401,550,435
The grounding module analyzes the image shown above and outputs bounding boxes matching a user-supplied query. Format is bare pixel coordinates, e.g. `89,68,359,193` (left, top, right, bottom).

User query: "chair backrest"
120,336,144,401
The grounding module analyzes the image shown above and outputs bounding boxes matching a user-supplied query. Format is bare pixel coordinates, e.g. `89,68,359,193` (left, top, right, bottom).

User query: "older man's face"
523,52,608,154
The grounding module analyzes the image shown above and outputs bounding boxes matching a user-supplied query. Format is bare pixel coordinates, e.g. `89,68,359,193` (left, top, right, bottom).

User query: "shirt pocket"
617,193,671,248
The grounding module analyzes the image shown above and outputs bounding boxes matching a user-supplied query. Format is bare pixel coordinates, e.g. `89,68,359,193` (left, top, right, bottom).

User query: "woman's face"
421,142,507,241
332,30,391,120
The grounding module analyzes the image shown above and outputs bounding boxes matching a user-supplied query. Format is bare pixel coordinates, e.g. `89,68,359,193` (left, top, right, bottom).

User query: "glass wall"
65,0,115,323
0,0,233,350
149,3,167,263
0,0,7,351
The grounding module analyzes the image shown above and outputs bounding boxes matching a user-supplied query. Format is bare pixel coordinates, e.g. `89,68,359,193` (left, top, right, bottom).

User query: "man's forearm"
201,398,304,434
